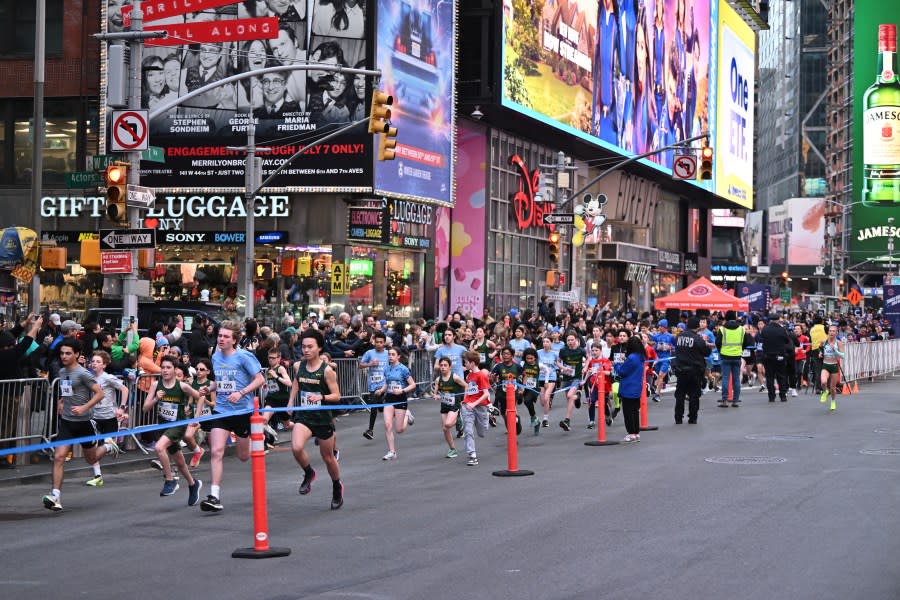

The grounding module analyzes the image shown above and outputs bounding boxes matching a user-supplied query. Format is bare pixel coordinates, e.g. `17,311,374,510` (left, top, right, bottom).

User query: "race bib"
741,350,751,358
440,392,456,405
370,373,384,384
614,353,624,364
466,381,479,395
388,382,403,395
524,377,536,388
217,380,237,394
60,380,73,397
479,352,487,364
300,391,321,407
561,365,575,377
266,381,279,394
590,365,599,374
158,401,178,422
756,343,764,351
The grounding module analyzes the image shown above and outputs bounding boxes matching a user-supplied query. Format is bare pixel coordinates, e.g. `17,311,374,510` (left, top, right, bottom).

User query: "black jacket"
674,329,711,372
759,321,792,357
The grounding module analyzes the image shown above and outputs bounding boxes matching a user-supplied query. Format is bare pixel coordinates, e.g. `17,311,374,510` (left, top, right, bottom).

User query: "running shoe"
85,475,104,487
263,423,279,441
586,421,595,430
104,438,121,458
200,494,222,512
406,409,415,426
559,418,571,432
574,392,582,409
531,415,540,435
611,406,620,420
622,434,637,443
160,479,179,496
382,450,397,461
466,454,478,466
362,429,374,440
189,447,205,468
299,468,317,495
446,448,458,459
331,482,344,510
830,399,836,411
188,479,203,506
150,459,163,471
759,385,765,392
652,394,660,403
515,415,522,436
42,494,62,511
541,418,549,428
820,390,829,404
717,401,728,408
605,414,613,427
333,448,340,462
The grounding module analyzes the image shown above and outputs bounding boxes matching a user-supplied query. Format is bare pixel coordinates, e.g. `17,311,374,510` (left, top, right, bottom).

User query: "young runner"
819,325,845,412
143,355,203,505
85,350,128,487
508,326,533,365
519,348,542,435
185,358,212,468
380,347,416,460
461,351,491,466
469,326,497,370
432,357,466,458
583,343,613,428
490,346,523,436
536,336,558,428
557,332,586,431
359,331,389,440
263,348,293,446
288,329,344,509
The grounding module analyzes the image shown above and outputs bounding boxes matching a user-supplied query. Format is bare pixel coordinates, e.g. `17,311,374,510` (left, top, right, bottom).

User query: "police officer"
759,313,793,402
673,317,711,424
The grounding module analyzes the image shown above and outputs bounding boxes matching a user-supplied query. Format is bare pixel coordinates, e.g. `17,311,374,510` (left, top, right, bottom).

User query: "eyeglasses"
196,366,208,371
261,78,286,87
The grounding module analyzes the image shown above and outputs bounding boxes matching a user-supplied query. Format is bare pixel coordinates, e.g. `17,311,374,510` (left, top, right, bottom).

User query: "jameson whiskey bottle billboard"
853,9,900,269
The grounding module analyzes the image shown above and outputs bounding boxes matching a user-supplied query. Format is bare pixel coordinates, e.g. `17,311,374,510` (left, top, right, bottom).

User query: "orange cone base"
841,384,851,395
852,382,859,393
492,469,535,477
585,440,620,446
232,547,291,559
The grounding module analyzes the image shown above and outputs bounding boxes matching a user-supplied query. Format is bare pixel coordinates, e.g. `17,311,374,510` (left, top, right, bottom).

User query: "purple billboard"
737,283,771,314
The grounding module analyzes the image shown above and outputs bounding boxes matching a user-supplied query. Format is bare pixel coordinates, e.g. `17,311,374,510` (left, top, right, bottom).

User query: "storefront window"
385,251,422,319
348,246,375,312
12,99,89,186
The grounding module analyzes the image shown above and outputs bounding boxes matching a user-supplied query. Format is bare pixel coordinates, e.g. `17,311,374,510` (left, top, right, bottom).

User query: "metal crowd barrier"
0,377,53,466
330,349,436,404
842,339,900,382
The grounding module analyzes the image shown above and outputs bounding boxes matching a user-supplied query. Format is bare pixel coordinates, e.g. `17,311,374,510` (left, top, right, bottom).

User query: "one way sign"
99,228,156,250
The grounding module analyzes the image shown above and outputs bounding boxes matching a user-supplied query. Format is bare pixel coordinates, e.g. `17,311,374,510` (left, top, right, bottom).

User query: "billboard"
501,0,715,187
784,197,825,266
744,209,764,265
373,0,455,206
852,7,900,269
765,203,786,267
102,0,372,191
714,0,754,208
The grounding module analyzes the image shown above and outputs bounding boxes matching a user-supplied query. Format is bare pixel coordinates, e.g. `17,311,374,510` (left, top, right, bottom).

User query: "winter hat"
155,334,169,348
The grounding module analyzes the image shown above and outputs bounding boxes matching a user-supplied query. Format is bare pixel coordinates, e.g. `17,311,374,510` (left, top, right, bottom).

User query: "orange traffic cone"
841,381,851,395
852,381,859,394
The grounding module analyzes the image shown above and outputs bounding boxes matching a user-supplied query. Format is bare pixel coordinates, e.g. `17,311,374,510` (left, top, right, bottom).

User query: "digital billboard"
852,6,900,269
785,197,825,266
373,0,455,206
714,0,754,208
501,0,715,188
102,0,372,191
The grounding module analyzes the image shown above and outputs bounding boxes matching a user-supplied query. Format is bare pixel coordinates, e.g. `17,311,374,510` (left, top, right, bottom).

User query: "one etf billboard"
102,0,372,191
501,0,715,188
714,0,754,208
852,6,900,268
373,0,456,206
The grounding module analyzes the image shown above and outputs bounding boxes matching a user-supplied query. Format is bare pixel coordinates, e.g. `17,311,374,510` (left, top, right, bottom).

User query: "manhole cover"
860,449,900,456
745,434,814,441
873,429,900,435
705,456,787,464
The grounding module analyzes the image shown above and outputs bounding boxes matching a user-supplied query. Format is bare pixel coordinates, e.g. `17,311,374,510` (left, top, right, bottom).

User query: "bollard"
586,372,618,447
639,365,658,431
233,398,291,559
492,382,534,477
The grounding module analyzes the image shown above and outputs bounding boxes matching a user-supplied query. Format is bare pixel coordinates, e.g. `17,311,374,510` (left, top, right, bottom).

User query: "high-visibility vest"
721,326,744,357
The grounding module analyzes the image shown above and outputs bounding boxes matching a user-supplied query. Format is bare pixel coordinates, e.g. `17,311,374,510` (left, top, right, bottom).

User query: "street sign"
101,251,133,275
111,110,149,152
126,184,156,208
672,154,697,180
89,154,116,171
847,288,863,305
331,262,346,295
545,289,578,302
65,171,102,188
542,213,576,225
141,146,165,164
780,288,792,304
99,229,156,250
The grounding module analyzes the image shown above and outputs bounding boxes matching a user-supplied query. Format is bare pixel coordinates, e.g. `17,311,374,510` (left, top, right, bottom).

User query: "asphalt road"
2,378,900,600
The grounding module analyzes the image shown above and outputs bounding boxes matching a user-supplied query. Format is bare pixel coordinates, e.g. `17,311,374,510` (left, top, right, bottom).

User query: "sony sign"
41,195,290,219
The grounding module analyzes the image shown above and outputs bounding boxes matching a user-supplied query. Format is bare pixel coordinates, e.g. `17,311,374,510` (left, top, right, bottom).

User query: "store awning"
654,276,750,311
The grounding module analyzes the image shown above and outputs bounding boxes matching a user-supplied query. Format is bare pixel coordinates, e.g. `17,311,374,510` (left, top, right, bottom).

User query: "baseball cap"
49,313,61,326
308,312,318,319
658,319,668,328
284,326,297,335
61,319,82,332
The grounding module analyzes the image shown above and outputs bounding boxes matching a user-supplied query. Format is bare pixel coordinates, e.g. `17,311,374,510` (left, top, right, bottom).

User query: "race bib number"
440,392,456,405
158,401,178,422
466,381,479,395
60,380,73,397
741,350,751,358
614,353,624,364
590,365,599,374
266,381,279,394
561,365,575,377
370,373,384,384
756,343,764,351
388,382,403,395
479,352,486,364
217,380,237,394
524,377,536,388
300,391,321,407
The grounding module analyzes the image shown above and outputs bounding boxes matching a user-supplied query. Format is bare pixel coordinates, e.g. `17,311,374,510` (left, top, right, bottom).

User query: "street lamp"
889,216,895,282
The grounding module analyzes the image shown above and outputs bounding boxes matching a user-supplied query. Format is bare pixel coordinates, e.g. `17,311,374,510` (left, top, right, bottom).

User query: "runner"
288,329,344,509
198,320,265,512
432,356,466,458
263,348,293,446
79,350,127,487
819,325,845,412
557,332,586,431
536,336,558,428
508,325,533,365
490,346,523,436
583,343,613,428
469,326,497,370
142,355,203,505
359,331,389,440
519,348,542,435
380,347,416,460
461,351,491,466
42,340,121,511
186,358,212,468
432,328,468,379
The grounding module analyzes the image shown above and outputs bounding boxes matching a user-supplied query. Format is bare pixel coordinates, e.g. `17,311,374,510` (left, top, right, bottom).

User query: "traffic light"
368,90,393,134
838,279,845,293
546,269,559,289
378,125,398,161
698,145,713,180
105,164,128,224
781,271,789,282
548,231,560,264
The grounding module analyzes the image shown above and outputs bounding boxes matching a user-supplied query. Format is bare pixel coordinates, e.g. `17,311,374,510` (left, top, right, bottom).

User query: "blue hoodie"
616,352,645,399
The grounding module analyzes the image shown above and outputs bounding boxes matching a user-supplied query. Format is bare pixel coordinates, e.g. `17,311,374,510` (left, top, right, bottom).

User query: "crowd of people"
0,299,894,512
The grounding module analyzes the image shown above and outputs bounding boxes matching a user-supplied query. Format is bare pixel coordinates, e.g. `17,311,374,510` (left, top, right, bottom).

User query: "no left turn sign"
111,110,149,152
672,154,697,180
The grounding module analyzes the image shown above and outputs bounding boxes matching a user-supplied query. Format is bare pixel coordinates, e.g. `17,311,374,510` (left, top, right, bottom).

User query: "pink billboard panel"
449,122,487,317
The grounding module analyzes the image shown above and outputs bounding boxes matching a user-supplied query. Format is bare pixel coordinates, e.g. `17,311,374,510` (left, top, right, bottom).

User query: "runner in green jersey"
432,356,466,458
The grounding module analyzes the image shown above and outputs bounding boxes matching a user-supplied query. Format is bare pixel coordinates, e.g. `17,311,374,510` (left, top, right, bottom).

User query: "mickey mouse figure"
572,193,608,246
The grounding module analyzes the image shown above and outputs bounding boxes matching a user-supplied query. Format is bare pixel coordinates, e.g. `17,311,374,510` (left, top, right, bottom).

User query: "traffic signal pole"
123,1,145,322
28,0,46,314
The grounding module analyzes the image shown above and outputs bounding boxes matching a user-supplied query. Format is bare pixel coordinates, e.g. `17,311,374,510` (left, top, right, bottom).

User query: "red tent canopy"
654,277,750,311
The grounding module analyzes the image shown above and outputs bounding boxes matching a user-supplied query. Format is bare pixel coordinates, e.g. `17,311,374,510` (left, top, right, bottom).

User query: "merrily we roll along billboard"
102,0,374,191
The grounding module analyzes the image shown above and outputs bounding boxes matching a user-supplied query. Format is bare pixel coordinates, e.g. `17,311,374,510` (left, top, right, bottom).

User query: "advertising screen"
714,1,754,208
501,0,715,187
102,0,372,191
373,0,455,206
851,6,900,269
785,197,825,266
